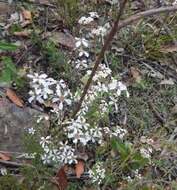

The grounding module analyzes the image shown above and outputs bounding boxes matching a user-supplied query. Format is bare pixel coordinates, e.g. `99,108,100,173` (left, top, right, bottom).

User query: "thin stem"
72,0,128,118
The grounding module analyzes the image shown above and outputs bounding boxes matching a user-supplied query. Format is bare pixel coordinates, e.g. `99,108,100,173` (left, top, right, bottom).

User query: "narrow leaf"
0,42,18,51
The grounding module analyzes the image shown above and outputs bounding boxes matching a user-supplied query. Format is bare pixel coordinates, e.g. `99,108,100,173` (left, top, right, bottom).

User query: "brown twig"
72,5,177,118
117,5,177,30
72,0,128,118
0,160,31,168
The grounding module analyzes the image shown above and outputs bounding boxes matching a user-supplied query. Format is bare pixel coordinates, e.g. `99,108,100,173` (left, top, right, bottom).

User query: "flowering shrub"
26,9,131,186
0,0,177,190
19,0,175,189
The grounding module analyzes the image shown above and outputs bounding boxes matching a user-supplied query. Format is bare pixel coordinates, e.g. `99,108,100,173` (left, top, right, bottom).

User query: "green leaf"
111,139,131,160
131,152,149,170
0,57,17,84
0,42,18,51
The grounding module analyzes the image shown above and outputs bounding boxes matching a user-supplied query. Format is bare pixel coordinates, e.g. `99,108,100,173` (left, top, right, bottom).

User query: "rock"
0,98,47,152
50,32,76,49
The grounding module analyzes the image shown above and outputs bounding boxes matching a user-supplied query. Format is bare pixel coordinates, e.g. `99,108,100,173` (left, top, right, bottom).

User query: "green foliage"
42,41,67,69
111,139,148,170
67,182,83,190
9,24,23,34
0,41,18,51
130,152,149,170
0,175,26,190
56,0,79,27
111,139,131,160
0,57,25,87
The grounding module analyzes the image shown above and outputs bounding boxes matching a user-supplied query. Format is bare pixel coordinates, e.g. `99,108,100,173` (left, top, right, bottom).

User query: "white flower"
89,12,99,18
28,72,72,110
125,176,133,182
37,114,49,123
99,100,109,114
41,153,51,164
27,73,47,84
78,50,89,58
112,126,127,139
67,116,90,145
140,136,154,145
75,37,89,48
28,127,36,135
87,64,112,81
92,26,107,37
59,141,77,164
109,79,129,98
140,147,152,159
0,168,7,176
89,162,105,184
67,116,104,145
75,59,88,69
27,73,56,103
89,127,103,144
78,16,94,25
51,149,61,162
28,90,35,103
40,136,51,148
53,82,72,111
91,23,110,37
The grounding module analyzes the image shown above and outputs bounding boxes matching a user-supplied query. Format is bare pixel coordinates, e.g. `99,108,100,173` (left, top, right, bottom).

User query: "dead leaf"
22,10,32,21
14,30,31,37
50,32,76,49
75,160,84,178
0,152,11,161
56,166,68,190
6,88,24,107
130,67,141,83
159,44,177,53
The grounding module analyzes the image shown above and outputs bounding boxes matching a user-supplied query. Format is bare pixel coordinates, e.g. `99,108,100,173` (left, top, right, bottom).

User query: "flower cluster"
91,23,110,37
76,64,129,116
78,12,98,25
67,116,103,145
140,136,154,159
140,147,153,159
27,73,72,111
40,136,77,165
89,162,106,184
104,125,127,139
